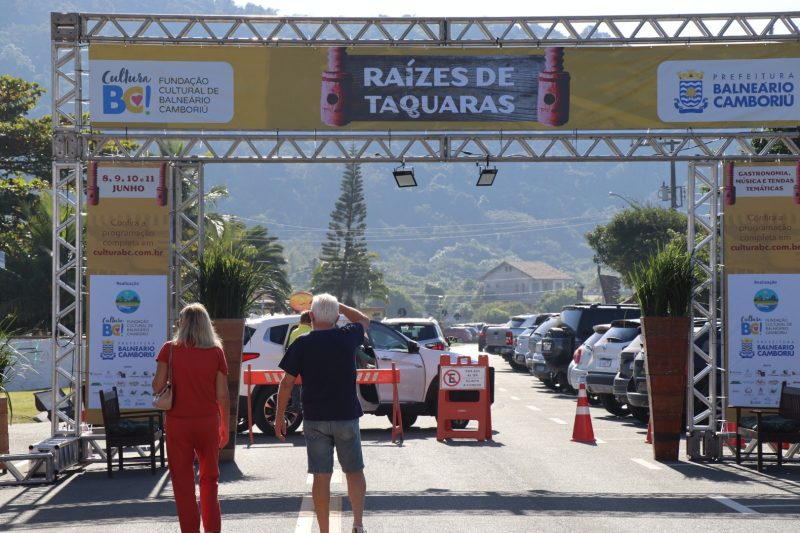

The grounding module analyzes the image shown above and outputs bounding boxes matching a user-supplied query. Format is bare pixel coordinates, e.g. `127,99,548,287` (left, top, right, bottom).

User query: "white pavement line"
631,458,662,470
710,496,758,514
549,417,568,425
510,395,520,401
595,438,606,444
294,495,315,533
498,387,508,392
147,470,172,499
526,405,541,412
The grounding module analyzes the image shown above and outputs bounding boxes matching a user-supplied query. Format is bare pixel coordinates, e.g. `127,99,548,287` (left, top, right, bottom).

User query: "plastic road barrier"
244,363,403,445
436,355,492,441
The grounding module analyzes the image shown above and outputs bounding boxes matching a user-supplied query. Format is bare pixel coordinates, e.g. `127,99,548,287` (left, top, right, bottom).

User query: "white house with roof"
479,260,573,306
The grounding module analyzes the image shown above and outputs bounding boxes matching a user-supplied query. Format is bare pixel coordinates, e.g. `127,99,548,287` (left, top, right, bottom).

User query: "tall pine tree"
312,160,386,306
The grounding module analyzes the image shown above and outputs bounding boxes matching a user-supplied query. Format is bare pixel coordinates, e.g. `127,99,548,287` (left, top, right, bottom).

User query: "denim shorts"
303,418,364,474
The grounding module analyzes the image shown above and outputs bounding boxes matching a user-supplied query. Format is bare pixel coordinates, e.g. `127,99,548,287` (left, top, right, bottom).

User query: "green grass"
7,390,46,424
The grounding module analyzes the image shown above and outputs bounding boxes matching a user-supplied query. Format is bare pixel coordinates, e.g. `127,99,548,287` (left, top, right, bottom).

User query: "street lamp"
608,191,642,210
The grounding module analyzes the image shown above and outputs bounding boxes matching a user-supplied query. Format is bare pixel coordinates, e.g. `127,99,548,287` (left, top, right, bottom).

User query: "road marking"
526,405,541,412
294,496,315,533
631,458,662,470
499,387,508,392
710,496,758,514
510,395,520,401
146,470,172,499
549,417,568,425
595,438,606,444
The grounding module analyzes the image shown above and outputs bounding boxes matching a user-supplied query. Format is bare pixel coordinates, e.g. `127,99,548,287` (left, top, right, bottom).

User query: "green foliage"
0,316,34,420
196,245,265,319
751,128,800,155
312,159,387,305
385,288,425,319
0,75,52,181
0,190,62,333
474,300,530,323
534,288,578,313
585,206,687,283
629,241,693,317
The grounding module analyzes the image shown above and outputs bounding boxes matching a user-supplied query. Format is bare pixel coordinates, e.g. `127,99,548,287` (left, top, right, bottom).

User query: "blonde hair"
173,303,222,349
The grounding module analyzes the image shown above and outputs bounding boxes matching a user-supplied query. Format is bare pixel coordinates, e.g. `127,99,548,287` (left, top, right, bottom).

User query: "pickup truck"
484,315,536,366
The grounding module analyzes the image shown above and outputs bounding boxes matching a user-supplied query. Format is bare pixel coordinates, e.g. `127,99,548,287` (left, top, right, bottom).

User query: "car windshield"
602,326,640,343
583,331,604,348
559,309,581,332
534,317,561,335
387,323,439,341
510,316,528,328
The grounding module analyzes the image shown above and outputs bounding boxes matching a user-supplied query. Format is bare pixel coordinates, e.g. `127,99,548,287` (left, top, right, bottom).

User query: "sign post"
436,355,492,441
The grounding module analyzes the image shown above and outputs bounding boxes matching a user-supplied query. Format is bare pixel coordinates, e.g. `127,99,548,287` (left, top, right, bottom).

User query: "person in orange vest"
275,294,370,533
152,303,229,533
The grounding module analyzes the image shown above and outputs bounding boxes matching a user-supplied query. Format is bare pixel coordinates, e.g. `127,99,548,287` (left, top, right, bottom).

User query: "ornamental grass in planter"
629,241,694,462
196,245,265,462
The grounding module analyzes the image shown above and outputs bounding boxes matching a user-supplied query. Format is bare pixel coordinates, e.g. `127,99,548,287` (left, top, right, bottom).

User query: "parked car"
477,324,494,351
511,313,555,371
483,314,536,360
541,303,641,393
567,323,610,391
612,334,648,423
525,315,563,388
585,319,641,416
383,317,449,351
241,315,489,435
445,326,473,343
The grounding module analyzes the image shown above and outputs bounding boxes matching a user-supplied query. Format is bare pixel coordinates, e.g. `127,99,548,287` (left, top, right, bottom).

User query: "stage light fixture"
393,163,417,188
476,157,498,186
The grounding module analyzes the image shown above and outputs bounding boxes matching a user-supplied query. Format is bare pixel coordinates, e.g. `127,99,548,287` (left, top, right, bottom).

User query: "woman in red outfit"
153,303,230,533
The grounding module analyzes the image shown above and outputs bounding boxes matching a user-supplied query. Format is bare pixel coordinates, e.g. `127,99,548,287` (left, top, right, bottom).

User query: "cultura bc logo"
740,315,762,336
101,68,153,115
674,69,708,114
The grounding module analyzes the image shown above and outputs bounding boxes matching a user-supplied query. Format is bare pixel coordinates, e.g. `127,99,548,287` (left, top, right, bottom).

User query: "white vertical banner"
88,275,168,409
727,274,800,407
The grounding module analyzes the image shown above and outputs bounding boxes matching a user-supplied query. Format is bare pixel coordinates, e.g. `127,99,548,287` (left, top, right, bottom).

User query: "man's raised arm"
338,303,370,330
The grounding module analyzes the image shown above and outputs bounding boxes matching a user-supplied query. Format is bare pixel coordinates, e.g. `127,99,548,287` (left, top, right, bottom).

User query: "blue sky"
233,0,797,17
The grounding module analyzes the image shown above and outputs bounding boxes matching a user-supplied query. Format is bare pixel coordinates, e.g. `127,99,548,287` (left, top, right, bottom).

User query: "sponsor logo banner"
658,59,800,123
89,60,234,124
88,42,800,131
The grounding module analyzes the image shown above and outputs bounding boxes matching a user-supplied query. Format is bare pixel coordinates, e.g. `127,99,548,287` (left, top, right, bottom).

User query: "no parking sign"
440,364,486,390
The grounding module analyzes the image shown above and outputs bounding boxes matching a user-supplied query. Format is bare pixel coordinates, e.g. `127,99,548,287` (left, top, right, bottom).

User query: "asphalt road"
1,344,800,532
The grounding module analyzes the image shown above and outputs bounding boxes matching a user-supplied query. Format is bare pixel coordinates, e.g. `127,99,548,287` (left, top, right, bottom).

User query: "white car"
239,315,484,435
567,324,611,390
585,319,641,416
381,317,449,351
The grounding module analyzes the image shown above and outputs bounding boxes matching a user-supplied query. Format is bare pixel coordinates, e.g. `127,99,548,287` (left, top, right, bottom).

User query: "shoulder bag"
152,342,174,410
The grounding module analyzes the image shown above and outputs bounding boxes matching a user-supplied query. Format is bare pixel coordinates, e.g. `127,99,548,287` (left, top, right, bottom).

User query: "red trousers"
166,414,221,533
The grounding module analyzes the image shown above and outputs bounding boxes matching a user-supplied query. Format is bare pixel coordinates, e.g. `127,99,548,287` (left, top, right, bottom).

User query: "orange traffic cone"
645,420,652,444
571,382,596,443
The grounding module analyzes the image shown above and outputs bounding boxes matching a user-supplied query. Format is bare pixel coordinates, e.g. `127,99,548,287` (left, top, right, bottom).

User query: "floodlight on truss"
393,162,417,188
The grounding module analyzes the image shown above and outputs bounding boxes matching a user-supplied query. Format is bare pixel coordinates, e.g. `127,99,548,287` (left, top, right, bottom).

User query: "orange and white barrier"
244,363,403,445
571,382,596,444
436,355,492,442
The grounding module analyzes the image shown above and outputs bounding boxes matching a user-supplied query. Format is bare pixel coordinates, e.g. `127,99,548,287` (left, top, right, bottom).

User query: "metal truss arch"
76,12,800,46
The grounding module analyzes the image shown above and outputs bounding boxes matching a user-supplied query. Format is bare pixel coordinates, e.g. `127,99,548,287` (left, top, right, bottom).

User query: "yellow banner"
86,162,170,420
88,43,800,131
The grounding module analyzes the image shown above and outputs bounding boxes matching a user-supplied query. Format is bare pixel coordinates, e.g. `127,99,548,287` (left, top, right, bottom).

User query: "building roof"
480,260,572,282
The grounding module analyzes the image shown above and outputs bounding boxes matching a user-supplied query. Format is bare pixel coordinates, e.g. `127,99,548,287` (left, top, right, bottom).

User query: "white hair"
311,293,339,325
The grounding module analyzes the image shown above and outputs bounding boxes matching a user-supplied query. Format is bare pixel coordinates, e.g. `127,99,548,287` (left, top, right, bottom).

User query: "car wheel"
255,389,304,435
388,412,418,430
599,394,630,417
629,405,650,424
587,394,602,406
509,361,527,372
553,372,576,395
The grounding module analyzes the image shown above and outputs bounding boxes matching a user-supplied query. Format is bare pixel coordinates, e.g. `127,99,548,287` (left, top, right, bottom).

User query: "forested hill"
1,0,675,295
